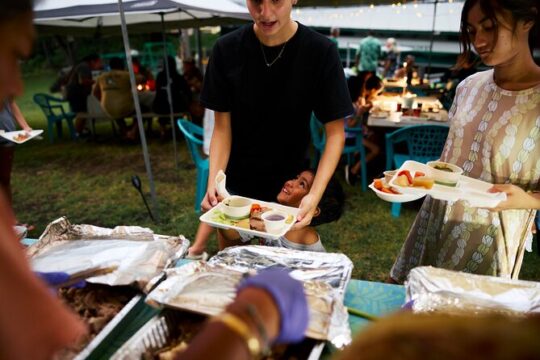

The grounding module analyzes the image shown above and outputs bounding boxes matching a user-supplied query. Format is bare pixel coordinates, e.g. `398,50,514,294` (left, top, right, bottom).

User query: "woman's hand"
488,184,540,211
291,193,318,230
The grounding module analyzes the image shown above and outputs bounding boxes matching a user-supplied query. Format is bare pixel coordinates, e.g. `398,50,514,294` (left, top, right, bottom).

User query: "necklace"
259,41,287,67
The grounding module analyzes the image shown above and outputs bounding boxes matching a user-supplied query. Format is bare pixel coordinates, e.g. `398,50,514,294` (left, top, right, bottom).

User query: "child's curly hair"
306,170,345,227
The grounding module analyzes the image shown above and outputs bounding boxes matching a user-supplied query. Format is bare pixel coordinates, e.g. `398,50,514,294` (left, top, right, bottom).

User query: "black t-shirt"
201,23,353,201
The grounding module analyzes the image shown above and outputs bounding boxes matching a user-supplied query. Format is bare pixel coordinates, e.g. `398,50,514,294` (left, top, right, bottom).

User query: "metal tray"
111,308,325,360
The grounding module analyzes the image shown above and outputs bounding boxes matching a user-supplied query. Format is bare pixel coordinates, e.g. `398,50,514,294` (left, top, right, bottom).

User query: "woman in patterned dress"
390,0,540,283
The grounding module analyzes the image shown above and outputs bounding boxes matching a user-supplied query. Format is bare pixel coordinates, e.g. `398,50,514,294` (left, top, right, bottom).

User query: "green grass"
11,72,540,282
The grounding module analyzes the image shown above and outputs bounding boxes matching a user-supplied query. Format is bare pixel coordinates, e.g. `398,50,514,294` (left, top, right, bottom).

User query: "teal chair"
385,124,449,217
310,115,368,191
177,118,208,212
33,93,76,143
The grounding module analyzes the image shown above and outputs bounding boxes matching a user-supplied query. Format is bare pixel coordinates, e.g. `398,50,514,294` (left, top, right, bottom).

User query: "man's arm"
201,111,232,211
293,118,345,229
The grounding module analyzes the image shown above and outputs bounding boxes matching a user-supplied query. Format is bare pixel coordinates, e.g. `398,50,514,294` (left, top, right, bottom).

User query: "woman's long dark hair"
456,0,539,68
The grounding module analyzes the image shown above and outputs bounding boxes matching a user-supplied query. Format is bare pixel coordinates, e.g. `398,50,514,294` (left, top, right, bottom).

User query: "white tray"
369,180,425,203
199,197,299,240
0,129,43,144
389,160,507,208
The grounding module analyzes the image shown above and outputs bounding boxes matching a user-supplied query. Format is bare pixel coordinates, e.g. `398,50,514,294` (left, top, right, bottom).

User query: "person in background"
382,37,400,78
329,26,340,45
153,55,192,140
394,54,417,85
93,57,139,141
64,53,103,136
354,30,381,74
344,72,383,185
183,58,205,126
390,0,540,283
0,99,31,205
0,1,88,359
200,0,352,234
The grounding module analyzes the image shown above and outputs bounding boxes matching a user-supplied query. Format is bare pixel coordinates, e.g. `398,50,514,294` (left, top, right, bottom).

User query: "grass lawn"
11,71,540,282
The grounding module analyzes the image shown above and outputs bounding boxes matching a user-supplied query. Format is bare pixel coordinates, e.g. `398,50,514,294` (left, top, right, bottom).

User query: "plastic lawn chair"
310,115,368,191
385,124,449,217
177,118,209,212
33,93,76,143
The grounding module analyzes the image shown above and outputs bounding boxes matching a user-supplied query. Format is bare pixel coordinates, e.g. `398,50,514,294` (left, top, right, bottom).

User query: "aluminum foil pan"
146,258,352,347
111,308,325,360
28,217,189,288
406,266,540,316
208,245,353,298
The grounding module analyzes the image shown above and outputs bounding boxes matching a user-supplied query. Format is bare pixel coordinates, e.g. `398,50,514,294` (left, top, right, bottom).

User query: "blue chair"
177,118,209,212
310,115,368,191
33,93,76,143
385,124,449,217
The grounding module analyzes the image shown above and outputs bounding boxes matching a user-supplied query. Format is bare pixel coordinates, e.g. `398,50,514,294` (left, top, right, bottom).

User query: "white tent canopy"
34,0,250,34
291,2,463,33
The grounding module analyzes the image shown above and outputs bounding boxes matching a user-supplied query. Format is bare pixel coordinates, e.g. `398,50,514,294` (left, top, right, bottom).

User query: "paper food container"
111,308,325,360
0,129,43,144
200,196,299,240
389,160,507,208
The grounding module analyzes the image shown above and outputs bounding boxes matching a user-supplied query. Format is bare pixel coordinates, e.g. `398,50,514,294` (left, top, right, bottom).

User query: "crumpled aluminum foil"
406,266,540,316
147,246,353,348
28,217,189,289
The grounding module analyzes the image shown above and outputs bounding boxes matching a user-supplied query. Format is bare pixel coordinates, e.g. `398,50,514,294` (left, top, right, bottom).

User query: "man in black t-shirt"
200,0,353,233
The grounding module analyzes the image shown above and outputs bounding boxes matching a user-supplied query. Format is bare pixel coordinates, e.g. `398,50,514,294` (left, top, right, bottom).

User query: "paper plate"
0,129,43,144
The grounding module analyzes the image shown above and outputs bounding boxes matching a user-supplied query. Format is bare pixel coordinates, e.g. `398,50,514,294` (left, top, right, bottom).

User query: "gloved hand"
35,271,86,289
237,267,308,344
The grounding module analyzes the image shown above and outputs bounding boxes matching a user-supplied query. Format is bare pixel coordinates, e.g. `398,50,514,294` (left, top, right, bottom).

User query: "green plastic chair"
385,124,449,217
310,115,368,191
33,93,76,143
177,118,209,212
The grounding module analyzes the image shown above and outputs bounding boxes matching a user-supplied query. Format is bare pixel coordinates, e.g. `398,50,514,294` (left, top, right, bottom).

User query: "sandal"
185,251,209,261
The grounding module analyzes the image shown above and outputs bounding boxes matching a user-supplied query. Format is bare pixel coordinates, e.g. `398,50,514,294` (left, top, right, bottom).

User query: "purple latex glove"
35,271,86,289
238,267,309,344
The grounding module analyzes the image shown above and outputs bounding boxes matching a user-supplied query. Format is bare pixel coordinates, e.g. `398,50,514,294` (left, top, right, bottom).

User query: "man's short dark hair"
0,0,33,22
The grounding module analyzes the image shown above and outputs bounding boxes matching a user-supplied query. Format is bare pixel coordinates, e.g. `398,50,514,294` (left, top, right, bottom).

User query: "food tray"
369,180,425,203
0,129,43,144
199,197,299,240
111,308,325,360
389,160,506,208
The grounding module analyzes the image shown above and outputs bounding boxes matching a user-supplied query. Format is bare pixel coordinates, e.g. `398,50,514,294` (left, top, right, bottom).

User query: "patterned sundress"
390,70,540,283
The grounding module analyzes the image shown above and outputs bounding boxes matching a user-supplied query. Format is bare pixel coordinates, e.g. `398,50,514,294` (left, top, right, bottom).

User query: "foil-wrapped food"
29,217,189,288
112,309,324,360
406,266,540,316
146,245,354,348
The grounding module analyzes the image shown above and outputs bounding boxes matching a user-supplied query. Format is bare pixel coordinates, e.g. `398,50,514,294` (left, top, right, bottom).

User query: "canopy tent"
33,0,250,219
34,0,250,35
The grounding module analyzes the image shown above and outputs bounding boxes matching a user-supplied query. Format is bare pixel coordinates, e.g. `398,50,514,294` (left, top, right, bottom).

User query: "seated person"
93,57,141,140
190,170,344,255
153,56,192,139
345,73,383,185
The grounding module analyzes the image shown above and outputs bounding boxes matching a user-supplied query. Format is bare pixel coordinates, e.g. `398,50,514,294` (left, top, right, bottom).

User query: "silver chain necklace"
259,41,287,67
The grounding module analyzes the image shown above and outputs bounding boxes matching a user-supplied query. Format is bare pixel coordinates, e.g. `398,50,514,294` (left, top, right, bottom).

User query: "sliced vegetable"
397,170,413,184
380,187,395,194
373,178,384,190
414,171,425,178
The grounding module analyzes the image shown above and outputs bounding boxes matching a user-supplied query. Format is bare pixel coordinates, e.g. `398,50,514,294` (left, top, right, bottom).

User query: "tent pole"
160,13,179,170
117,0,160,221
426,0,439,78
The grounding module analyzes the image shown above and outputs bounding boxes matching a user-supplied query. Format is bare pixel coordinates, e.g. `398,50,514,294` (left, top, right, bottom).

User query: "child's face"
276,170,314,207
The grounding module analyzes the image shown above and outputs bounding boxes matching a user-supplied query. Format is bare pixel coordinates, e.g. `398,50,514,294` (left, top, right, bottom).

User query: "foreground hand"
292,193,318,230
488,184,539,211
238,268,308,344
35,271,86,289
